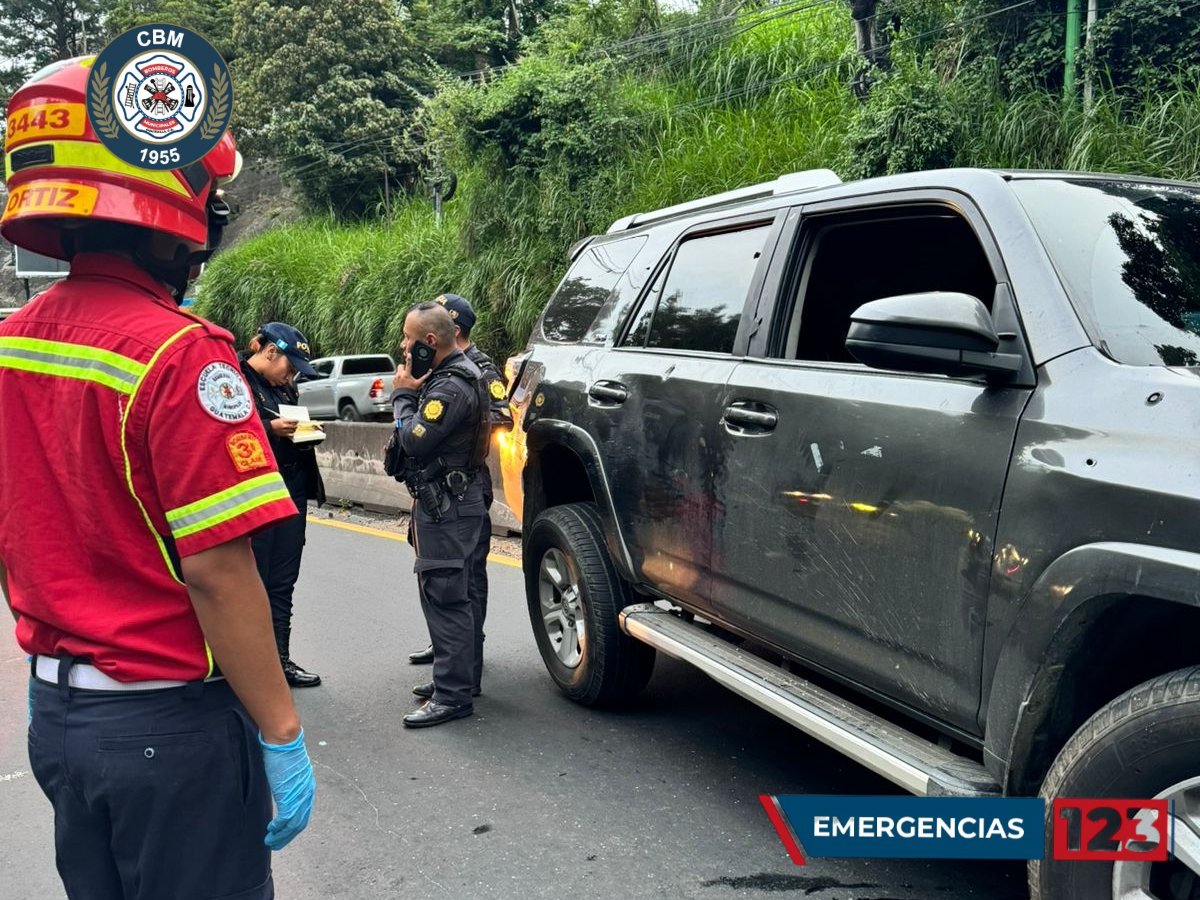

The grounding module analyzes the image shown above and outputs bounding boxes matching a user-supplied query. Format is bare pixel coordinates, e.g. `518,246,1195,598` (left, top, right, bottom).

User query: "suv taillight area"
369,378,384,399
505,351,531,391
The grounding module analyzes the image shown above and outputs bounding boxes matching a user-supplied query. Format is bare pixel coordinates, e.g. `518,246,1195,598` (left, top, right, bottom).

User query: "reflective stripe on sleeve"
0,336,145,393
165,473,292,540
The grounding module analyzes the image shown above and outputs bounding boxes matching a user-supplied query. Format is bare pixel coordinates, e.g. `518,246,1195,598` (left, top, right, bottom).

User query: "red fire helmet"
2,55,241,260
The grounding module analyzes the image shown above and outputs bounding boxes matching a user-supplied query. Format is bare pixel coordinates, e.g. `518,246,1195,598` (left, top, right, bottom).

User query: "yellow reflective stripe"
0,335,146,393
5,140,191,196
165,473,291,540
120,323,201,586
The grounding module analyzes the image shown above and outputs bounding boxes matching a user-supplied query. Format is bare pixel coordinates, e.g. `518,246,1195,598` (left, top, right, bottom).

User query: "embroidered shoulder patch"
422,399,445,422
489,379,506,400
197,362,252,423
412,423,427,438
227,432,269,472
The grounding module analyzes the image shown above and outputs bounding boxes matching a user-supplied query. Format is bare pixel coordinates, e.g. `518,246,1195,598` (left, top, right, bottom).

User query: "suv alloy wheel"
524,503,655,706
1029,667,1200,899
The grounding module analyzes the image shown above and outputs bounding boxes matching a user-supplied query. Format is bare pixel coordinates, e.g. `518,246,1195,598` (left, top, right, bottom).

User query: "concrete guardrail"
313,422,521,536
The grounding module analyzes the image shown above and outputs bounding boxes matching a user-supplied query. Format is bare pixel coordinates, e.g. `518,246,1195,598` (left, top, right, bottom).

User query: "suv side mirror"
845,292,1022,380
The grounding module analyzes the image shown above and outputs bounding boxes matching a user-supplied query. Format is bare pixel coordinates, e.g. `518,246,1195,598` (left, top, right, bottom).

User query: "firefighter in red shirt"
0,58,315,899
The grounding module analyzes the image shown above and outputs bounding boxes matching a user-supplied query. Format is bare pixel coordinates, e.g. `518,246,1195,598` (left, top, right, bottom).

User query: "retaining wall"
313,422,521,536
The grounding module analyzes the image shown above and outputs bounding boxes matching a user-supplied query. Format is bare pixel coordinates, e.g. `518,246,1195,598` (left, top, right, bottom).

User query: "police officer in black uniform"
408,294,510,699
240,322,326,688
392,302,489,727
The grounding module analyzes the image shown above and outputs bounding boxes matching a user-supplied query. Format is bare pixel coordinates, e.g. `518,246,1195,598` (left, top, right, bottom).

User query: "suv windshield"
1013,177,1200,366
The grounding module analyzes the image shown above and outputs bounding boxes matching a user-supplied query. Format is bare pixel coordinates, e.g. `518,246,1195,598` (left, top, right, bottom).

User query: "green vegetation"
199,0,1200,362
4,0,1200,361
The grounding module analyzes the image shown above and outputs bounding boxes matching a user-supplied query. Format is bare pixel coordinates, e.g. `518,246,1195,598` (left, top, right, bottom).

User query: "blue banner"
770,795,1045,860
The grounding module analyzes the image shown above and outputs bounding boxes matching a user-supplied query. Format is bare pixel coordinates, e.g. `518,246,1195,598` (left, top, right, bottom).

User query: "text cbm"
136,29,184,48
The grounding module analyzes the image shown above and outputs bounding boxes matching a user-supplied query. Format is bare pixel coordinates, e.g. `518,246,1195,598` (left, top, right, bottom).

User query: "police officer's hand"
392,359,429,393
259,728,316,850
269,417,299,438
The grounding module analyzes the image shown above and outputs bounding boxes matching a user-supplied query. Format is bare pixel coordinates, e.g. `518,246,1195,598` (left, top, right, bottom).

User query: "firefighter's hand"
270,418,298,438
259,729,316,851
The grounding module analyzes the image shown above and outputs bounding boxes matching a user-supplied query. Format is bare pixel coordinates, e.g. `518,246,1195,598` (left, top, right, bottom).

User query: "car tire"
338,401,362,422
1029,666,1200,900
525,502,654,707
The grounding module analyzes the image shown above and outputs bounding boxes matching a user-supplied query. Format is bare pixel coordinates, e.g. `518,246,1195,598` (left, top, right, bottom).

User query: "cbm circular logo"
86,24,232,170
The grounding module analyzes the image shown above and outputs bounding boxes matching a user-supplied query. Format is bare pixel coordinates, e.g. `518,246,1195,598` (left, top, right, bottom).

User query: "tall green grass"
197,6,1200,362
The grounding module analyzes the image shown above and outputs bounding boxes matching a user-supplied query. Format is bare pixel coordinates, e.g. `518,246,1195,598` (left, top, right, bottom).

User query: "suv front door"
710,196,1034,732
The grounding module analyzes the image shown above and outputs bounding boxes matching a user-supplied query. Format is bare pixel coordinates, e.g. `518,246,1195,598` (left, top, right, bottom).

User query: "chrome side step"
619,604,999,798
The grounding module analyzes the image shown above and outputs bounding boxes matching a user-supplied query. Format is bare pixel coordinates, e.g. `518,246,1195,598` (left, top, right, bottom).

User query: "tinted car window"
1014,178,1200,366
341,356,394,376
541,236,646,343
312,360,335,377
641,225,771,354
788,210,995,364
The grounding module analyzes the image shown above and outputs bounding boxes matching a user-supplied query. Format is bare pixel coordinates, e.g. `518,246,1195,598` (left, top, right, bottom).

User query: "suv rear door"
711,194,1035,732
587,213,783,612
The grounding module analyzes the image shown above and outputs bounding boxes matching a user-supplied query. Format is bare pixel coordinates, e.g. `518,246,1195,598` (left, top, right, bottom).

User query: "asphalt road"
0,518,1029,900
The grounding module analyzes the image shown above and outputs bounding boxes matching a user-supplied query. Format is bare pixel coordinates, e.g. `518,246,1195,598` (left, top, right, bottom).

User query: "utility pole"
1064,0,1082,101
1083,0,1099,111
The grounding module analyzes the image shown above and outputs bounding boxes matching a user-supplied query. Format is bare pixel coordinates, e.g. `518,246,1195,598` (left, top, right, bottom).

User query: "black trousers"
467,512,491,688
411,499,485,707
28,666,273,900
252,474,307,660
412,507,491,689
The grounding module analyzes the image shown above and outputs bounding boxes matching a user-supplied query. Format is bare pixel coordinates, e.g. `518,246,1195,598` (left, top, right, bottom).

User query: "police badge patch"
197,362,252,423
87,24,232,170
489,380,506,400
421,399,445,422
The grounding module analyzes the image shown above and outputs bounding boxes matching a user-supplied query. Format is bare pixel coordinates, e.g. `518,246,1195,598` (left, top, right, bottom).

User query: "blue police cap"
259,322,318,377
434,293,477,333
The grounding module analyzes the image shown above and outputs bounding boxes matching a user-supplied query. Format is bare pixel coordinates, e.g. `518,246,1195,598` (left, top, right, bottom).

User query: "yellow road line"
308,515,523,569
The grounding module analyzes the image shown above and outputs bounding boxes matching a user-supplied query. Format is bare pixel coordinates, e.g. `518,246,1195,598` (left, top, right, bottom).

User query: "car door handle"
724,403,777,433
589,381,628,405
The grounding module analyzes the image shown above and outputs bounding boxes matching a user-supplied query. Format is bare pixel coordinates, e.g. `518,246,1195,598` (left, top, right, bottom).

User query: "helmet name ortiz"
1,39,239,264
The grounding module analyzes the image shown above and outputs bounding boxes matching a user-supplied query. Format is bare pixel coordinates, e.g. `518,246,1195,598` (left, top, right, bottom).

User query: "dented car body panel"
509,167,1200,790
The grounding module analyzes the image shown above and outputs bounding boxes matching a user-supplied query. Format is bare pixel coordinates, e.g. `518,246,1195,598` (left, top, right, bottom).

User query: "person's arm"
181,539,299,744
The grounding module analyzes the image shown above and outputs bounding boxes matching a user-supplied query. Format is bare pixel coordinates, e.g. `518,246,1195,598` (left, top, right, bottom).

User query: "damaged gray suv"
504,167,1200,899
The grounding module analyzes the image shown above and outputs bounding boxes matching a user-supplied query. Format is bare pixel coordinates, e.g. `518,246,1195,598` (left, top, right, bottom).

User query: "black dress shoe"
408,644,434,665
403,700,473,728
282,659,322,688
412,681,480,699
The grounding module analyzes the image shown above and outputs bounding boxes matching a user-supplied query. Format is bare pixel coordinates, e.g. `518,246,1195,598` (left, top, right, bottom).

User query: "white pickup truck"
296,354,396,421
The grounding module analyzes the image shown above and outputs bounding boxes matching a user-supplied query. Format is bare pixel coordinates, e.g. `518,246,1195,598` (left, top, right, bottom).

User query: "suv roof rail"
605,168,841,234
568,235,596,262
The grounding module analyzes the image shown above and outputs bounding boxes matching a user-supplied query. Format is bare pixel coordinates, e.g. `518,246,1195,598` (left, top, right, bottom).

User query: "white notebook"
277,403,326,444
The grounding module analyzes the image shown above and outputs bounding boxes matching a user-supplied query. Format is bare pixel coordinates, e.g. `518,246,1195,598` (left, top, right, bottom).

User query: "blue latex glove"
259,729,315,850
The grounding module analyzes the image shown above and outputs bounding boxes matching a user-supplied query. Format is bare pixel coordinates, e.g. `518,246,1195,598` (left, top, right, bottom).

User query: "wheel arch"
523,419,638,584
985,542,1200,796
